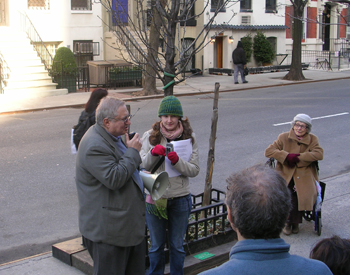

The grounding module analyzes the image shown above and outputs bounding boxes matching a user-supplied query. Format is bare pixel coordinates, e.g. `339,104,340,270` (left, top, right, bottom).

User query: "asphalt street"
0,69,350,274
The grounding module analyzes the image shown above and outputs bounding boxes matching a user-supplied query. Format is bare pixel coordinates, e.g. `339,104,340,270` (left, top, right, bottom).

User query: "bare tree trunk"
142,1,162,95
284,0,307,81
202,83,220,207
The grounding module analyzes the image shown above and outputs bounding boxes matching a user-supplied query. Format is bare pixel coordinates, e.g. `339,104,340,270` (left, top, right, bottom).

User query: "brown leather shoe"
292,223,299,234
283,224,292,235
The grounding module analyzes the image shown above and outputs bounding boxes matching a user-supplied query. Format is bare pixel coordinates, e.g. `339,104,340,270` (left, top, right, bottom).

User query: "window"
180,0,196,26
73,40,100,67
265,0,276,13
71,0,91,11
28,0,50,10
211,0,226,13
267,37,277,55
181,38,195,72
240,0,252,12
112,0,128,25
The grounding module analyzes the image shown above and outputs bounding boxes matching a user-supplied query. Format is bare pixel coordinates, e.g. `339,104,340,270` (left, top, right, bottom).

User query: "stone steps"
0,27,67,97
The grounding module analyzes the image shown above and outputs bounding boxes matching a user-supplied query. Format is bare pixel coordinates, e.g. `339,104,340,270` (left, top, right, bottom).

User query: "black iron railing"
285,50,350,70
144,189,235,266
107,65,143,88
19,11,54,71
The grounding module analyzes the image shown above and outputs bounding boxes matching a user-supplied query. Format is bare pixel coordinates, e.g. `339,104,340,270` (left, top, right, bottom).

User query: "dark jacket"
232,41,247,65
76,123,145,247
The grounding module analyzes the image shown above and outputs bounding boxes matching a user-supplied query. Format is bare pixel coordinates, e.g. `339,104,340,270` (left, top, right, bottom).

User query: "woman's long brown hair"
149,118,194,146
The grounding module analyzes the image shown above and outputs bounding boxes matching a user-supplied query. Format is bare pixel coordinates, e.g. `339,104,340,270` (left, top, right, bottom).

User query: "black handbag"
244,67,249,76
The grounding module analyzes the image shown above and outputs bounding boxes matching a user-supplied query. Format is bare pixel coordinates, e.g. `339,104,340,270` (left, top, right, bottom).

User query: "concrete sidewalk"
1,69,350,274
1,69,350,115
1,171,349,275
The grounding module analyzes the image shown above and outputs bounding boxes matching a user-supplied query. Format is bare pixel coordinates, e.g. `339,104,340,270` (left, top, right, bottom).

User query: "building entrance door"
216,36,223,68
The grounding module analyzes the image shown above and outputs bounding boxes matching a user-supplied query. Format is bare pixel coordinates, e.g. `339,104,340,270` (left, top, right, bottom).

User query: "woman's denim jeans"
146,194,192,275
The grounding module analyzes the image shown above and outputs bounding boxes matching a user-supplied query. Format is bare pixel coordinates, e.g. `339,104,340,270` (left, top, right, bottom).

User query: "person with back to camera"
232,40,248,84
73,88,108,150
199,164,332,275
310,235,350,275
76,97,145,275
265,113,324,235
140,96,200,275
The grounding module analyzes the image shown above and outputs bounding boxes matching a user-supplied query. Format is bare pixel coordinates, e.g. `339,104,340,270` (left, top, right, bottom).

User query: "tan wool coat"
265,128,323,210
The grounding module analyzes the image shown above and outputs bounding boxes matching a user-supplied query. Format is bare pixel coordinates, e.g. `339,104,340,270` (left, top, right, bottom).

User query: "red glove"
167,151,179,165
151,145,166,156
286,153,300,168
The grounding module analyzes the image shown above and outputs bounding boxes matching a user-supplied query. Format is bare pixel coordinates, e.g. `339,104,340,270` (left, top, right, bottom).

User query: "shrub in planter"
241,34,253,63
51,47,78,93
253,31,275,65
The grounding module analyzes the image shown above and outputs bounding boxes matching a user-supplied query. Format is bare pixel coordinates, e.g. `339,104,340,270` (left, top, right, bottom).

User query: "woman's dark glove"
167,151,179,165
151,145,166,156
286,153,300,168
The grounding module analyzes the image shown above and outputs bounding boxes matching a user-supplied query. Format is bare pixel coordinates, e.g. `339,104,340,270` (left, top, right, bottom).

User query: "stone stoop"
0,27,68,98
52,237,234,275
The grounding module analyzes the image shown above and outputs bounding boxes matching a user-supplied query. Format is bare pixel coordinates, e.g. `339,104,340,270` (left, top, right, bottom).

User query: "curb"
2,75,350,116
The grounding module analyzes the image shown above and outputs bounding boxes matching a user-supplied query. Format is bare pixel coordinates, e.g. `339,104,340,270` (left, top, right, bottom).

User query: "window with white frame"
71,0,92,11
211,0,226,13
240,0,252,12
28,0,50,10
265,0,276,13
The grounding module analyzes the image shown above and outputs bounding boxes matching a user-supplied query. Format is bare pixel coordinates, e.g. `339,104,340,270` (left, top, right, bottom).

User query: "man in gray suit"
76,97,145,275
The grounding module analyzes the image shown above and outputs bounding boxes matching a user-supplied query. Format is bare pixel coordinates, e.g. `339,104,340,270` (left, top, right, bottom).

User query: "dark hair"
225,164,291,239
149,118,194,145
310,235,350,275
85,88,108,113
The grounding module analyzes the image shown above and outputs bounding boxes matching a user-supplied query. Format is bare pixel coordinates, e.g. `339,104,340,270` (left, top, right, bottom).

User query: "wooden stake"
202,83,220,207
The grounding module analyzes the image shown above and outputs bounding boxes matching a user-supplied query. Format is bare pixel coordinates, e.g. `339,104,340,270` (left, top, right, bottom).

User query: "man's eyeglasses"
294,123,307,130
109,115,132,123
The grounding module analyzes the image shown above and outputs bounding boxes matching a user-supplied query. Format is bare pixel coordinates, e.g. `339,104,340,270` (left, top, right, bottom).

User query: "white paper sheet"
165,139,192,178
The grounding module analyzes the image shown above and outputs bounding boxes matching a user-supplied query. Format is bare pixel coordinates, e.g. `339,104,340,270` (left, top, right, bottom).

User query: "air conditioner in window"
241,16,251,25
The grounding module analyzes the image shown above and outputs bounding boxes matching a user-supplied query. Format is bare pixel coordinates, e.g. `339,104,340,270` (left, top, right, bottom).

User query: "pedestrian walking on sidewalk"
140,96,200,275
265,114,324,236
76,97,146,275
232,41,248,84
199,164,332,275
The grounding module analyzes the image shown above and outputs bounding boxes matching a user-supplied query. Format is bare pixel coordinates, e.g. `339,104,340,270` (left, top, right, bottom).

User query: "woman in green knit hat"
140,96,200,275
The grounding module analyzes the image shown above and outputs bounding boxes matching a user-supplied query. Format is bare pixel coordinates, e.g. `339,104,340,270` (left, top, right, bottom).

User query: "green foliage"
253,31,275,64
241,34,253,62
51,47,77,75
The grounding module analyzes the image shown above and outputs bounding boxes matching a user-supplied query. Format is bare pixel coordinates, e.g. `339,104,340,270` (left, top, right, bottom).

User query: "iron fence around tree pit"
285,49,350,71
144,189,235,267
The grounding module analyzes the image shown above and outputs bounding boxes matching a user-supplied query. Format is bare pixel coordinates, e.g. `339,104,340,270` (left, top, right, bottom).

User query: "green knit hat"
158,96,183,117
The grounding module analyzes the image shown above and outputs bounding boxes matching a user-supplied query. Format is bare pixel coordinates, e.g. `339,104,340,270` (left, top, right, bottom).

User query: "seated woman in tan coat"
265,114,323,235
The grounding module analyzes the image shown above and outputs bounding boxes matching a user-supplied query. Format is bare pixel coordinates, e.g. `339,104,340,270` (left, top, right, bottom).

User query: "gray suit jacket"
76,123,145,247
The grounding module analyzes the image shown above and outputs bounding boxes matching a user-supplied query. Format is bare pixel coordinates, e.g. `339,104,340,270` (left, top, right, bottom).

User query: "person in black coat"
232,41,248,84
74,88,108,150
